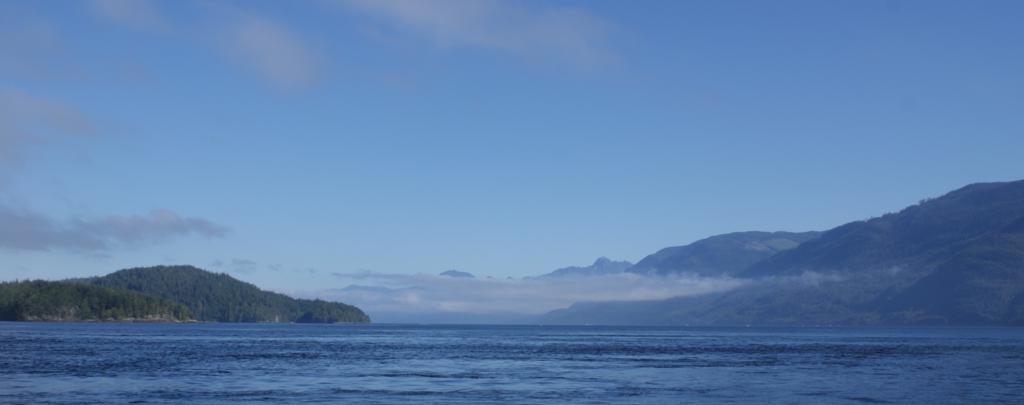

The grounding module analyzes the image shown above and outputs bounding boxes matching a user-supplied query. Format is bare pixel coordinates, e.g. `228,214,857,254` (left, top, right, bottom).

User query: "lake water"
1,323,1022,404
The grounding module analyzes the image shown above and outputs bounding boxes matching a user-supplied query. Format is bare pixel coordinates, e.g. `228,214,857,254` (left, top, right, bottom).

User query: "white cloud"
339,0,612,67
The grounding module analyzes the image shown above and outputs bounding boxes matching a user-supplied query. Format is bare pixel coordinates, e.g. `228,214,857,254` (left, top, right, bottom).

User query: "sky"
2,0,1023,302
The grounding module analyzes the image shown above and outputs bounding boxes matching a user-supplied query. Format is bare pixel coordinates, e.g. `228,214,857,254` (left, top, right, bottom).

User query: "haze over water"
2,323,1022,404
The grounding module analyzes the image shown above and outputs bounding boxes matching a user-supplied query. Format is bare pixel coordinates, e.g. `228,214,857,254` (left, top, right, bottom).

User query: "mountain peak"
439,270,475,278
593,257,613,266
536,258,633,278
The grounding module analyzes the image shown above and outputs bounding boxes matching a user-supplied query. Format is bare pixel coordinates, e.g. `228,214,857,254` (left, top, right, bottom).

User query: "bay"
1,323,1022,404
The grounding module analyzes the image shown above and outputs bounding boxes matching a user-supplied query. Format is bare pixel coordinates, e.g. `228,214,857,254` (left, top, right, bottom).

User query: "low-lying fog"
313,270,748,323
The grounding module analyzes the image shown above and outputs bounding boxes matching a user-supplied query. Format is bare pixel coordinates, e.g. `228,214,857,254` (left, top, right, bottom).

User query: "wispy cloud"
210,260,319,276
89,0,168,32
321,271,745,316
0,90,94,174
86,1,323,91
0,88,232,253
223,14,323,90
339,0,613,67
0,207,227,252
212,258,259,274
0,20,85,81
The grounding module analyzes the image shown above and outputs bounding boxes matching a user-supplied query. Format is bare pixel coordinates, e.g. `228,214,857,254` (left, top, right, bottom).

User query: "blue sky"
2,0,1022,292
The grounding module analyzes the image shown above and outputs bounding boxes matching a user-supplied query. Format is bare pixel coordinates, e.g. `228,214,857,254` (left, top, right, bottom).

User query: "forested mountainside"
0,280,193,322
626,231,821,277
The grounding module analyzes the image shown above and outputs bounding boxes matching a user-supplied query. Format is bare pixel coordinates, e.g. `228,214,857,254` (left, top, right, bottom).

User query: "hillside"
0,280,193,322
743,181,1024,278
544,180,1024,326
875,215,1024,323
627,231,821,277
88,266,370,323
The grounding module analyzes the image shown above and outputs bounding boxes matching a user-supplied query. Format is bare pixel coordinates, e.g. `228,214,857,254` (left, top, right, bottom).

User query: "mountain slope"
627,231,821,277
545,180,1024,326
89,266,370,323
876,216,1024,323
743,180,1024,278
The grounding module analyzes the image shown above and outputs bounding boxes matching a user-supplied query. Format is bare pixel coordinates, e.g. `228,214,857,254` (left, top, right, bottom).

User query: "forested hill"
87,266,370,323
0,280,193,322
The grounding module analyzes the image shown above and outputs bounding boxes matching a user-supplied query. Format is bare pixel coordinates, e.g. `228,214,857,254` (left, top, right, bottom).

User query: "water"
0,323,1022,404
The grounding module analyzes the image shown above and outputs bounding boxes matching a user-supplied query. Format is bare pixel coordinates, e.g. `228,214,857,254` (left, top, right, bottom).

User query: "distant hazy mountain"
440,270,475,278
89,266,370,323
544,180,1024,326
536,257,633,278
627,231,821,277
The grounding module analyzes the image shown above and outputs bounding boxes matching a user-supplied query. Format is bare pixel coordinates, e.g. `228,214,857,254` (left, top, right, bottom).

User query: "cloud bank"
0,207,227,252
321,271,746,317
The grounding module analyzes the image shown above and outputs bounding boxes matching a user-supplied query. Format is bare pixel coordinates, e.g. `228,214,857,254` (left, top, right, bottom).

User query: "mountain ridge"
536,257,633,278
543,180,1024,326
627,231,821,277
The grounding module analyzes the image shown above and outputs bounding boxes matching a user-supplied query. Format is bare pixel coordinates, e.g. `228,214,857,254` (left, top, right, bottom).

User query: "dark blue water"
1,323,1022,404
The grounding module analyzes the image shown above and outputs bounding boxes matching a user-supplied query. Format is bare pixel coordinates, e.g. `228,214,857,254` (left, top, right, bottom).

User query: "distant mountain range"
2,266,369,323
528,232,819,280
536,257,633,278
543,180,1024,326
